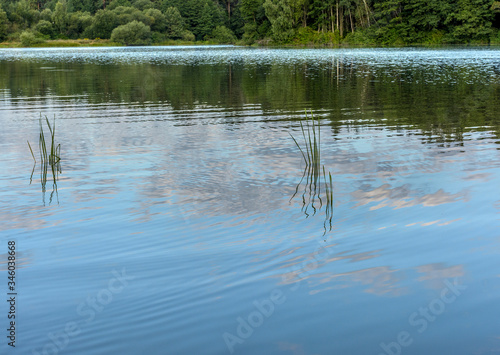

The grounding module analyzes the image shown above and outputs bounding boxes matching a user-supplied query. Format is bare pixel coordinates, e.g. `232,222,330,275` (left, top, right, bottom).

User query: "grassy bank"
2,30,500,48
0,39,119,48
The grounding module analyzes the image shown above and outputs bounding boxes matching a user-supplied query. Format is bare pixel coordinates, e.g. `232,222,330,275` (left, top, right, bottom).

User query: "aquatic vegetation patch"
290,110,334,236
28,115,61,205
289,110,321,171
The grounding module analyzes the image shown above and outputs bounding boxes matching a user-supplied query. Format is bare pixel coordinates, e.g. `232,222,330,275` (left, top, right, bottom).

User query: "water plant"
290,110,333,235
323,166,333,234
28,115,61,205
289,110,321,172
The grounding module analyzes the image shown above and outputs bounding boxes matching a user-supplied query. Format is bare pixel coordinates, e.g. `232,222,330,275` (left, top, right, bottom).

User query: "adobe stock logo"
222,241,334,354
378,277,467,355
222,289,287,353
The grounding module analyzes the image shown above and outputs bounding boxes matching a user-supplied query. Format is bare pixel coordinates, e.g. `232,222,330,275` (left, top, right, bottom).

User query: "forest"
1,0,500,46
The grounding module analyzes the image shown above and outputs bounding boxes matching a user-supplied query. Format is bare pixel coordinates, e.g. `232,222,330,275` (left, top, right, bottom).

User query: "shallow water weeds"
28,115,62,205
290,111,334,236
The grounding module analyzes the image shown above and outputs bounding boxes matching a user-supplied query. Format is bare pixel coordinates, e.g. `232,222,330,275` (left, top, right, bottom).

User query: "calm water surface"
0,46,499,355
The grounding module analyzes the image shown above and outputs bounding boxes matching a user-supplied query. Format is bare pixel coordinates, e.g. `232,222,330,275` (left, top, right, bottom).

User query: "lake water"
0,46,499,355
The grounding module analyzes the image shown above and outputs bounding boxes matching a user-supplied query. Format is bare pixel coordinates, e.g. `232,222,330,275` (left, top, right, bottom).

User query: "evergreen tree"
240,0,261,23
164,6,184,38
195,1,216,39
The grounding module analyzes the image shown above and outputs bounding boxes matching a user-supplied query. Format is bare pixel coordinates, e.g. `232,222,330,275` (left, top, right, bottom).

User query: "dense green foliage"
209,25,236,42
110,19,151,44
1,0,500,45
0,8,8,40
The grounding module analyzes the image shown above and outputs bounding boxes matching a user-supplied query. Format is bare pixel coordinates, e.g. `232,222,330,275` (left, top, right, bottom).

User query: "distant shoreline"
0,39,214,48
0,39,497,49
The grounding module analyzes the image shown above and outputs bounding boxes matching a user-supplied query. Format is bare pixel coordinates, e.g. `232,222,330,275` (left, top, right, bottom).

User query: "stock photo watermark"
222,241,334,354
31,268,135,355
378,277,467,355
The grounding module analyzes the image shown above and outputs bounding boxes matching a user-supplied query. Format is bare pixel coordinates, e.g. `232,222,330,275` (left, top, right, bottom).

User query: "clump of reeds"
289,110,321,172
290,110,334,236
28,115,61,205
28,115,61,166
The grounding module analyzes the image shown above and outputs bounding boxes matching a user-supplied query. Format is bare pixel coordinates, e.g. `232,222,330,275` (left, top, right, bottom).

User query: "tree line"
1,0,500,45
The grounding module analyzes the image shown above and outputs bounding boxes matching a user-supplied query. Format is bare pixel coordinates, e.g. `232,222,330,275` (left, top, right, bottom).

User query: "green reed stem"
27,140,36,163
